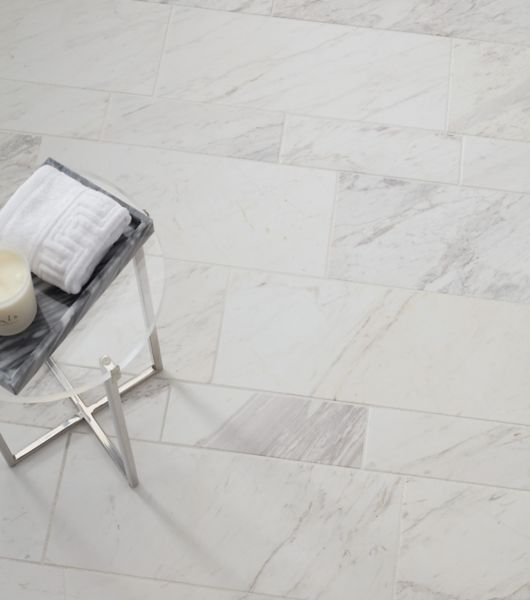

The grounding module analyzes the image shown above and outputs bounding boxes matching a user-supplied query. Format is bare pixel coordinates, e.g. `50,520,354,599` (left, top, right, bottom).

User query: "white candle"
0,247,37,336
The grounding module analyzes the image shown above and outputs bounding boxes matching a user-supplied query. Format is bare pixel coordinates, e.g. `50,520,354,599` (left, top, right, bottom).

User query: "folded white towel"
0,165,131,294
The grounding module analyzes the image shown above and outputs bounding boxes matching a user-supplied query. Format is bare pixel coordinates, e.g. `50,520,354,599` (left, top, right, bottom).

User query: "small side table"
0,243,165,488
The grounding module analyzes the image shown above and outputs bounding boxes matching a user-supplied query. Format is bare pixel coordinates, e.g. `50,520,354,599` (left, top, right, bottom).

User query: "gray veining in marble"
102,94,283,161
0,79,109,139
329,172,530,303
46,434,403,599
396,477,530,600
158,7,451,130
0,159,154,395
272,0,530,45
0,0,171,94
0,557,281,600
462,135,530,194
449,39,530,141
0,131,40,205
163,380,368,467
281,114,461,183
366,408,530,490
137,0,273,14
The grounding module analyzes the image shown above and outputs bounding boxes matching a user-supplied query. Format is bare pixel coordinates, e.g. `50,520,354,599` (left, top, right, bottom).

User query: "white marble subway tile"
158,7,450,130
138,0,273,15
0,80,109,139
396,477,530,600
0,423,66,560
102,94,283,161
366,409,530,490
162,380,367,466
329,173,530,303
46,434,403,599
38,137,335,276
449,40,530,141
0,0,170,94
0,131,40,204
214,270,530,424
462,135,530,194
0,558,281,600
272,0,530,45
281,114,461,183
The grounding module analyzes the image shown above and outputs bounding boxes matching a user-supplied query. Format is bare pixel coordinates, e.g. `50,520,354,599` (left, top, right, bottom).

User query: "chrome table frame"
0,248,163,488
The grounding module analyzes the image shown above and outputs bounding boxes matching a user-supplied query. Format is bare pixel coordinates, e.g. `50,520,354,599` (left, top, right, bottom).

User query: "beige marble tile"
138,0,273,15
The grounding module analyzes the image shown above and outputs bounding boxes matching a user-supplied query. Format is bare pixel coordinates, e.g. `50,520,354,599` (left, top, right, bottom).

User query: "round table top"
0,182,166,404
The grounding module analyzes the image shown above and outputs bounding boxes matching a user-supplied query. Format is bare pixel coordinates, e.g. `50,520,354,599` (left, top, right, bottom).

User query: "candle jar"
0,246,37,336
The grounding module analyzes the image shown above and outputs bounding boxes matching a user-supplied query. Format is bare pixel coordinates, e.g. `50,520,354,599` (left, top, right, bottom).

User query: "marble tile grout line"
39,432,71,563
323,171,340,278
0,554,300,600
458,135,466,184
158,387,171,442
10,127,530,202
97,92,113,141
444,38,455,133
5,87,530,147
391,482,407,600
151,5,174,98
118,2,530,51
276,112,288,163
360,406,372,470
207,268,233,384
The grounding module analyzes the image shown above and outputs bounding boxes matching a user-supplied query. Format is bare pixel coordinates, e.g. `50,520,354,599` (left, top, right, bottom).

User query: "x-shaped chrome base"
0,248,163,488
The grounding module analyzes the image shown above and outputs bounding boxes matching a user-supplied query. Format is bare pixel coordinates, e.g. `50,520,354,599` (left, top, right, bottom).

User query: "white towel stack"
0,165,131,294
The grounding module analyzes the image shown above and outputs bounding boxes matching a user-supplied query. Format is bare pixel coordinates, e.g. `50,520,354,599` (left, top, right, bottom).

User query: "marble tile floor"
2,0,530,598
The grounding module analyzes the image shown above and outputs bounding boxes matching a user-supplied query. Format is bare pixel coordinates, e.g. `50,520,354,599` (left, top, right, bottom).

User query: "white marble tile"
154,260,229,382
0,0,170,94
139,0,273,15
0,558,280,600
281,114,460,183
46,434,403,599
162,380,367,466
0,131,40,204
396,477,530,600
273,0,530,45
462,135,530,194
79,377,170,441
329,173,530,303
103,94,283,161
0,423,66,561
38,136,335,276
449,40,530,141
158,7,450,130
0,79,108,139
366,408,530,490
214,270,530,424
